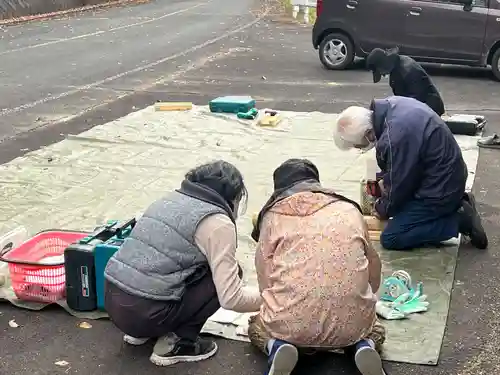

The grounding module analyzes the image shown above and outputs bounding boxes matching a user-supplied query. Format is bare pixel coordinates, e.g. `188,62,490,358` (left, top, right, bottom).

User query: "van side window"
472,0,487,6
444,0,488,6
427,0,488,6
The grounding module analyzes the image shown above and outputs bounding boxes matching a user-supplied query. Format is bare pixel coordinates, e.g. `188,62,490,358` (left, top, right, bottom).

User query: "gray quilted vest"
104,191,228,301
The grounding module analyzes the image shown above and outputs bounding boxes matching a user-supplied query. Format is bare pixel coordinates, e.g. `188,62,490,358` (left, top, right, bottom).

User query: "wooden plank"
154,102,193,111
364,215,386,231
368,230,381,241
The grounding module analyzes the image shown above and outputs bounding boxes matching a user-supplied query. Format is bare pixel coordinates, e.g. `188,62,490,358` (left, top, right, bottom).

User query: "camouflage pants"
248,314,386,354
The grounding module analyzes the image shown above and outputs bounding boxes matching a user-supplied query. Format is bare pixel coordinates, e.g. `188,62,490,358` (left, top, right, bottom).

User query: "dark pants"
380,198,460,250
104,272,220,341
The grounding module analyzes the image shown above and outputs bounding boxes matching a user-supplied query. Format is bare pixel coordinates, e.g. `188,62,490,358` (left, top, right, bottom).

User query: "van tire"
319,33,355,70
491,48,500,81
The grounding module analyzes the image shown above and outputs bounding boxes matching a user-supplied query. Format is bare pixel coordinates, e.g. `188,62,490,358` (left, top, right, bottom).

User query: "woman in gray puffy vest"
104,160,262,366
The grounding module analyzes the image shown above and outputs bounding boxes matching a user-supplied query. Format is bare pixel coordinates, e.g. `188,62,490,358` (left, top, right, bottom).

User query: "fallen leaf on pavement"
78,322,92,329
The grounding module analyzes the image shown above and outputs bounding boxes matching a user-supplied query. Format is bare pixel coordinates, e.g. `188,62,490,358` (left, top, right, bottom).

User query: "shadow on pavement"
345,58,493,82
422,64,493,81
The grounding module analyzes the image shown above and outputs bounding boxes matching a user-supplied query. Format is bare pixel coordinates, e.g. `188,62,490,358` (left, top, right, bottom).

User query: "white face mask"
360,139,376,152
355,135,375,152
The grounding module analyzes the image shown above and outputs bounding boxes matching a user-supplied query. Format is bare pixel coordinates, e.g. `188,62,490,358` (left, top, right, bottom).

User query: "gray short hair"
333,106,373,150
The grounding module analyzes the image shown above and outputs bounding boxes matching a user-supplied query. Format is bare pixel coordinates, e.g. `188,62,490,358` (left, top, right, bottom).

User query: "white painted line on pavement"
0,10,267,118
169,78,378,87
0,0,212,56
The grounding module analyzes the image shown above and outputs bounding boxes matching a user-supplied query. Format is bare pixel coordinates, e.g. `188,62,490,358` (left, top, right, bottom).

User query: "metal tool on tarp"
264,109,278,116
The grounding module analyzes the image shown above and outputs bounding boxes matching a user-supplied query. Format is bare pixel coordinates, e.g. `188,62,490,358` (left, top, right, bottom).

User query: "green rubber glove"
237,108,259,119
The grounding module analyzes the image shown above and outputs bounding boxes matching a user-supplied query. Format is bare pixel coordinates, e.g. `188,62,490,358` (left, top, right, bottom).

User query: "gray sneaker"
354,346,387,375
150,335,218,366
123,335,149,346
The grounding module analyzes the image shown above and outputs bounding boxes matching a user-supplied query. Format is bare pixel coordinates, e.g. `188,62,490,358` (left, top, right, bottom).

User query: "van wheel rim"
323,39,348,66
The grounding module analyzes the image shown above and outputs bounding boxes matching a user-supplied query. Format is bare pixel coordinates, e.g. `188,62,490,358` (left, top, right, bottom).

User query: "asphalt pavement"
0,0,262,150
1,2,500,375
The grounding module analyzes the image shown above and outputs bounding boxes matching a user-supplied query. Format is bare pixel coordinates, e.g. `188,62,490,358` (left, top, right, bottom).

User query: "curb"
0,0,150,26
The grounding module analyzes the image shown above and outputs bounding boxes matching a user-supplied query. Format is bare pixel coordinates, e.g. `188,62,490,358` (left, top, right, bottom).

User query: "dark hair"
273,158,320,190
185,160,248,208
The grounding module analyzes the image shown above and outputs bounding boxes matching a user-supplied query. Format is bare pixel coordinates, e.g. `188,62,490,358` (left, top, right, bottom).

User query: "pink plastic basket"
1,230,88,303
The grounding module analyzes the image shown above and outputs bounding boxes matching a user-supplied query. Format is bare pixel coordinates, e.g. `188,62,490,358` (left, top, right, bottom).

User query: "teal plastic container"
93,220,135,311
94,239,123,310
209,96,256,114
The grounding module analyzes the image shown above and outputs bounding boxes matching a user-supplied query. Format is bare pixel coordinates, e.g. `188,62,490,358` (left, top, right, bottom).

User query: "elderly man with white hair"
333,96,487,250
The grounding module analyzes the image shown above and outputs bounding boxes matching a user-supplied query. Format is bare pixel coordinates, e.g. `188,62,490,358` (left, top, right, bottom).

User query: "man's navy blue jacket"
372,96,467,219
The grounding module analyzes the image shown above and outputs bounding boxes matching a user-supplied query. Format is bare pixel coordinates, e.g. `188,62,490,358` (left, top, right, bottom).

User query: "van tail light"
317,0,323,17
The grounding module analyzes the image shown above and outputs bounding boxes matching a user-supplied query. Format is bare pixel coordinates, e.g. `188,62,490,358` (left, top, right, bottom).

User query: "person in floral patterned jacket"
249,158,386,375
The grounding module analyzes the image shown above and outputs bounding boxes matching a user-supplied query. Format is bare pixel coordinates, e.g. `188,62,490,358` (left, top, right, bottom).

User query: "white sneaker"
354,346,386,375
123,335,149,346
268,343,299,375
440,237,460,246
